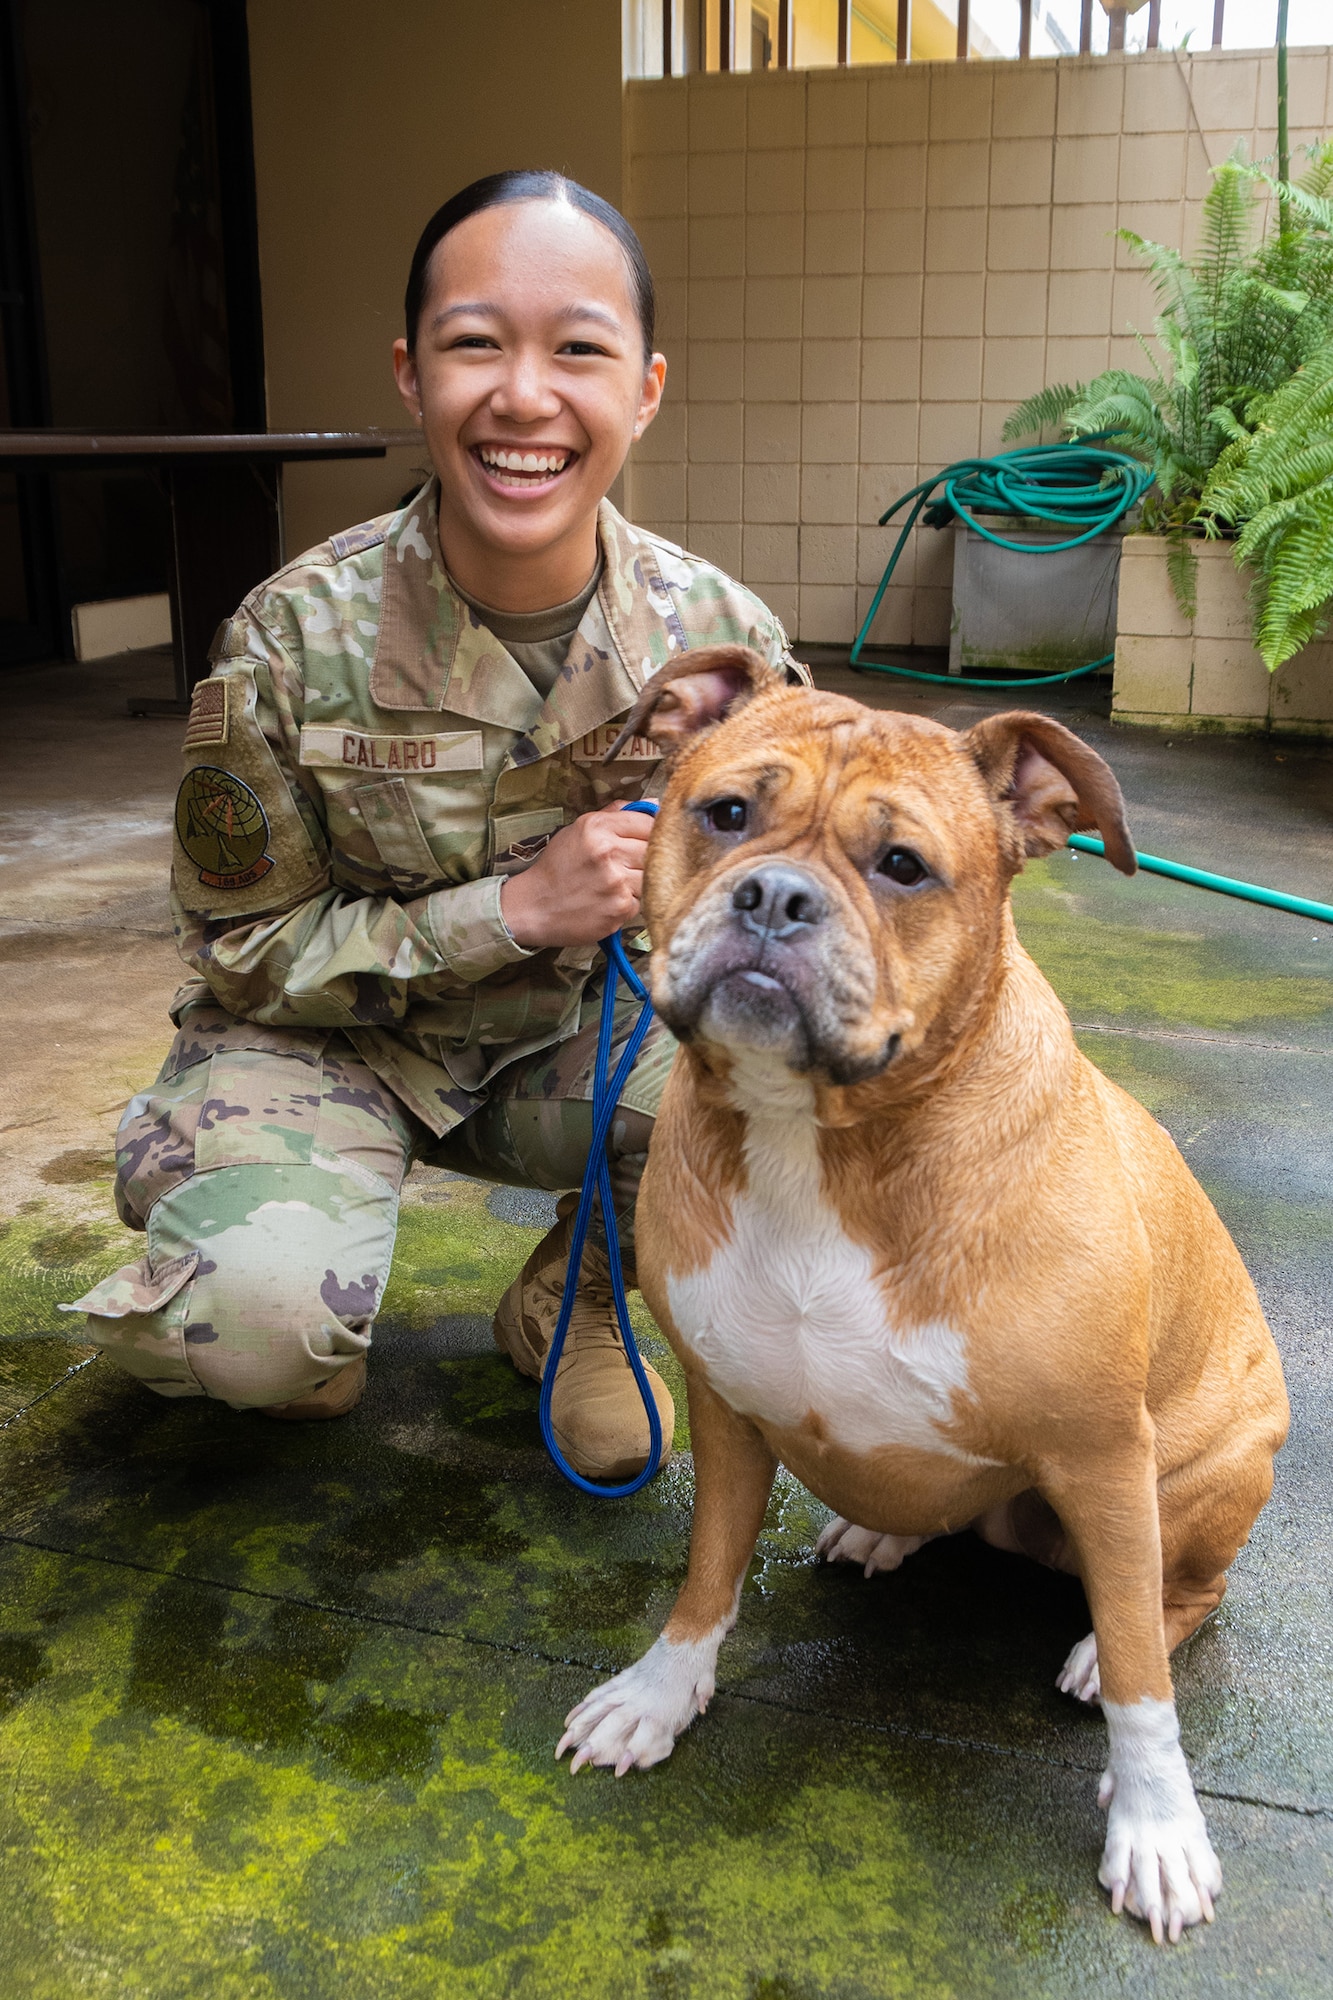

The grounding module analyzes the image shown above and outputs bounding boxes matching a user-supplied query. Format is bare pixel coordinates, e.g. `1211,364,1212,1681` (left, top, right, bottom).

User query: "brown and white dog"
557,645,1289,1943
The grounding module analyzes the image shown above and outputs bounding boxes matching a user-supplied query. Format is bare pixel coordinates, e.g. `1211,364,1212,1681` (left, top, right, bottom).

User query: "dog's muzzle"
657,859,899,1083
731,861,828,940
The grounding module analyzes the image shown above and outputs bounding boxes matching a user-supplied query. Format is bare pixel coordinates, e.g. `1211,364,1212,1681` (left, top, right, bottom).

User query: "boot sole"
552,1427,675,1482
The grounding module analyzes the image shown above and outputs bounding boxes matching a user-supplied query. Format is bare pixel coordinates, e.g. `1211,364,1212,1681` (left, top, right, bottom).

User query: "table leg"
128,459,282,717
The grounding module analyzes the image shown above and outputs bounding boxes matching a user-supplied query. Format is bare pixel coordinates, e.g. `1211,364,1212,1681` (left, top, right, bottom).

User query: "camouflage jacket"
170,481,808,1135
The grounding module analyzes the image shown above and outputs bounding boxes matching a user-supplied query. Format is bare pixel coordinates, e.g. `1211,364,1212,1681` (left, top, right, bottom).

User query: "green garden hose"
1068,834,1333,925
849,441,1154,687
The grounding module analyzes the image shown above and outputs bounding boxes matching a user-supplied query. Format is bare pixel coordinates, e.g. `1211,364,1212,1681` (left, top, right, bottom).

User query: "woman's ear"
962,710,1137,876
605,645,782,760
633,354,667,441
392,338,423,423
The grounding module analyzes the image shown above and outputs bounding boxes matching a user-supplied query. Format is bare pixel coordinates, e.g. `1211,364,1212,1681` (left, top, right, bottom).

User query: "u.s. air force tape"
175,765,275,891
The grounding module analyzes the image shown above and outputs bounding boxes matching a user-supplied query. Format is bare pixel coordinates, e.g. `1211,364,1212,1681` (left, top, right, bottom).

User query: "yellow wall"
246,0,625,558
791,0,960,68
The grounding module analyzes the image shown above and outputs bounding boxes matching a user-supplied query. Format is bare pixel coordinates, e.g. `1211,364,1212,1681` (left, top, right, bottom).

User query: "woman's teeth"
477,447,571,485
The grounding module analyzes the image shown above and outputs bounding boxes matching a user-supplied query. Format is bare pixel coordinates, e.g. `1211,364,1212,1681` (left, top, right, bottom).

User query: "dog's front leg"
558,1368,777,1775
1044,1442,1221,1944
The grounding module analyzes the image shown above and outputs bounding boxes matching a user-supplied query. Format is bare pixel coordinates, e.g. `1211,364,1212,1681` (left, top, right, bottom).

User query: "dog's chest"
665,1111,981,1463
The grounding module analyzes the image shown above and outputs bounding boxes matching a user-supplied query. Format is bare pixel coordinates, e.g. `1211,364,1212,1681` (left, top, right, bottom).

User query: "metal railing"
662,0,1259,71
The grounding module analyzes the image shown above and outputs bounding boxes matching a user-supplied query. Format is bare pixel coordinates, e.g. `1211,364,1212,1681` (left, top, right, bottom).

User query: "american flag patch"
183,678,228,749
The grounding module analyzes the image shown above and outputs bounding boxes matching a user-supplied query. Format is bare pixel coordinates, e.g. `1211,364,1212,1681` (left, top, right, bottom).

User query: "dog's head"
612,645,1134,1110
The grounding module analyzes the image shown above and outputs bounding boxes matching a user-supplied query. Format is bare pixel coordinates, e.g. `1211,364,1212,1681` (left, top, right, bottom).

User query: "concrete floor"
1,648,1330,1997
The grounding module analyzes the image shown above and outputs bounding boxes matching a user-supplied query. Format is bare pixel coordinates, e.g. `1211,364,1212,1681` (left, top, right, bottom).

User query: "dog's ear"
962,711,1136,876
604,645,781,761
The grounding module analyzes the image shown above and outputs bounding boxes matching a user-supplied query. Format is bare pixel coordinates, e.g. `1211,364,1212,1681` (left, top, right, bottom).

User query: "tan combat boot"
260,1354,367,1420
493,1193,674,1481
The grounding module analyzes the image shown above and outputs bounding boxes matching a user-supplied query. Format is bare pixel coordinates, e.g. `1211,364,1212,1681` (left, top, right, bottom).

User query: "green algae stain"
314,1697,445,1784
382,1177,542,1327
28,1224,109,1269
0,1633,50,1714
0,1205,138,1341
0,1549,980,2000
1011,860,1333,1033
1194,1177,1333,1266
997,1884,1066,1955
0,1202,118,1415
1071,1032,1195,1116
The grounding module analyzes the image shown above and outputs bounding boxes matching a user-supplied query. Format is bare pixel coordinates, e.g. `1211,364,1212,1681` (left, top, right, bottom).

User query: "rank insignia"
175,765,275,890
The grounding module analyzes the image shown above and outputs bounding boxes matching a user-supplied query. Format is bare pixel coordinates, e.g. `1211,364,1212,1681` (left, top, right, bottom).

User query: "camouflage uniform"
70,483,807,1406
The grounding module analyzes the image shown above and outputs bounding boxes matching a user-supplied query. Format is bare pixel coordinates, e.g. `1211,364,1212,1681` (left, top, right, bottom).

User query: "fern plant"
1198,338,1333,668
1005,143,1333,638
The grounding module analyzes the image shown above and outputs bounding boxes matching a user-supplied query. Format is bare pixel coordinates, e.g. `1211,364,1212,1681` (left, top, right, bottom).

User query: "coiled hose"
849,442,1155,687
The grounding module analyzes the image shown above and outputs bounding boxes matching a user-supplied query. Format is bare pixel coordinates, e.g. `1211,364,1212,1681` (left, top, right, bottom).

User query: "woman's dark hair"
404,170,656,361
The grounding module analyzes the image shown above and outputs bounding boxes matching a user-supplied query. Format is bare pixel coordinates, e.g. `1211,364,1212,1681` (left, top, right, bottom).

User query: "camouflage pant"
72,988,674,1409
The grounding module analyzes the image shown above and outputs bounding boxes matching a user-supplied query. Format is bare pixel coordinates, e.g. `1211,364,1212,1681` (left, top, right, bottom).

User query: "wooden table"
0,430,422,714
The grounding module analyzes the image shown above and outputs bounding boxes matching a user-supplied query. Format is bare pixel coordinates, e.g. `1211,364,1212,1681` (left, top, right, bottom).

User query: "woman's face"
394,199,665,589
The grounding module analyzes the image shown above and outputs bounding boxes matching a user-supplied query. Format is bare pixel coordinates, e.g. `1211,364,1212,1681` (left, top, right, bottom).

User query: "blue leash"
538,799,665,1496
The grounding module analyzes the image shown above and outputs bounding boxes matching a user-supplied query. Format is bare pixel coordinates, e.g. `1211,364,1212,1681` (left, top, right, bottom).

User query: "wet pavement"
1,656,1330,1997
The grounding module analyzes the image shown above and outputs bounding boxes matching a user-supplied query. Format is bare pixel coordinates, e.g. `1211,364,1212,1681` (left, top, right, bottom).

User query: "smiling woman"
75,167,809,1486
391,171,665,635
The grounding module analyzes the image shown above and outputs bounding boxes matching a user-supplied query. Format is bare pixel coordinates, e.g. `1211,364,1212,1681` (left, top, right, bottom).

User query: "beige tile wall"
623,47,1333,649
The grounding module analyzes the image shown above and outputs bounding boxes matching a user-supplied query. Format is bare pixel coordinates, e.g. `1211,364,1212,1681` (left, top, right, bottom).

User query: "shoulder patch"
329,520,388,562
174,765,274,892
183,677,229,750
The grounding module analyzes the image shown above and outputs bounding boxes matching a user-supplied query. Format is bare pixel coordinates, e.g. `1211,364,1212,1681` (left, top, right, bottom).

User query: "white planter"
1112,535,1333,736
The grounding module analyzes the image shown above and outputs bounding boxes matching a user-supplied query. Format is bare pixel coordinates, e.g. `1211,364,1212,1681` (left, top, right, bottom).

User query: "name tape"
299,726,484,774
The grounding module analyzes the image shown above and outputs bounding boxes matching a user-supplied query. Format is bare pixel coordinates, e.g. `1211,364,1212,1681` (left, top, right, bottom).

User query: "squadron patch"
175,765,275,890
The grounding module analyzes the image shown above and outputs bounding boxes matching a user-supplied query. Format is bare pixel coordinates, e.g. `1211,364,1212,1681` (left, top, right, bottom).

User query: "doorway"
0,0,264,666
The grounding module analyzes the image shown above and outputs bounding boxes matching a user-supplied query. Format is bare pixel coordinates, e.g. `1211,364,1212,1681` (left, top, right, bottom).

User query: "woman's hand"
500,804,654,950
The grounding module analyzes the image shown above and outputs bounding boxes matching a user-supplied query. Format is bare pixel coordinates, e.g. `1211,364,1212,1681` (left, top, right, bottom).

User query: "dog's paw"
1098,1793,1221,1943
556,1632,719,1777
816,1515,927,1577
1098,1695,1222,1943
1057,1631,1101,1704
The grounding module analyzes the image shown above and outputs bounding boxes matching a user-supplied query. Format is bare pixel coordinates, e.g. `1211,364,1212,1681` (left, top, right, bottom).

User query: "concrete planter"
1112,535,1333,736
950,521,1121,677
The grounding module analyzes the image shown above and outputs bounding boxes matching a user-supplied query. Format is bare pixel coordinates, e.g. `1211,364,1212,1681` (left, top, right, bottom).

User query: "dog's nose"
731,863,827,938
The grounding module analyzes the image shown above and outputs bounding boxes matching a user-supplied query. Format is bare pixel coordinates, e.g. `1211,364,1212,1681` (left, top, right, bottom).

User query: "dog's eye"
877,846,927,887
705,798,748,834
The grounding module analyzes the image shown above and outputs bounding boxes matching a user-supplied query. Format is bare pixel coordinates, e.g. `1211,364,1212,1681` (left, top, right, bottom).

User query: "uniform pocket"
61,1249,199,1320
161,1003,329,1083
353,777,440,886
195,1048,326,1172
490,807,566,873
